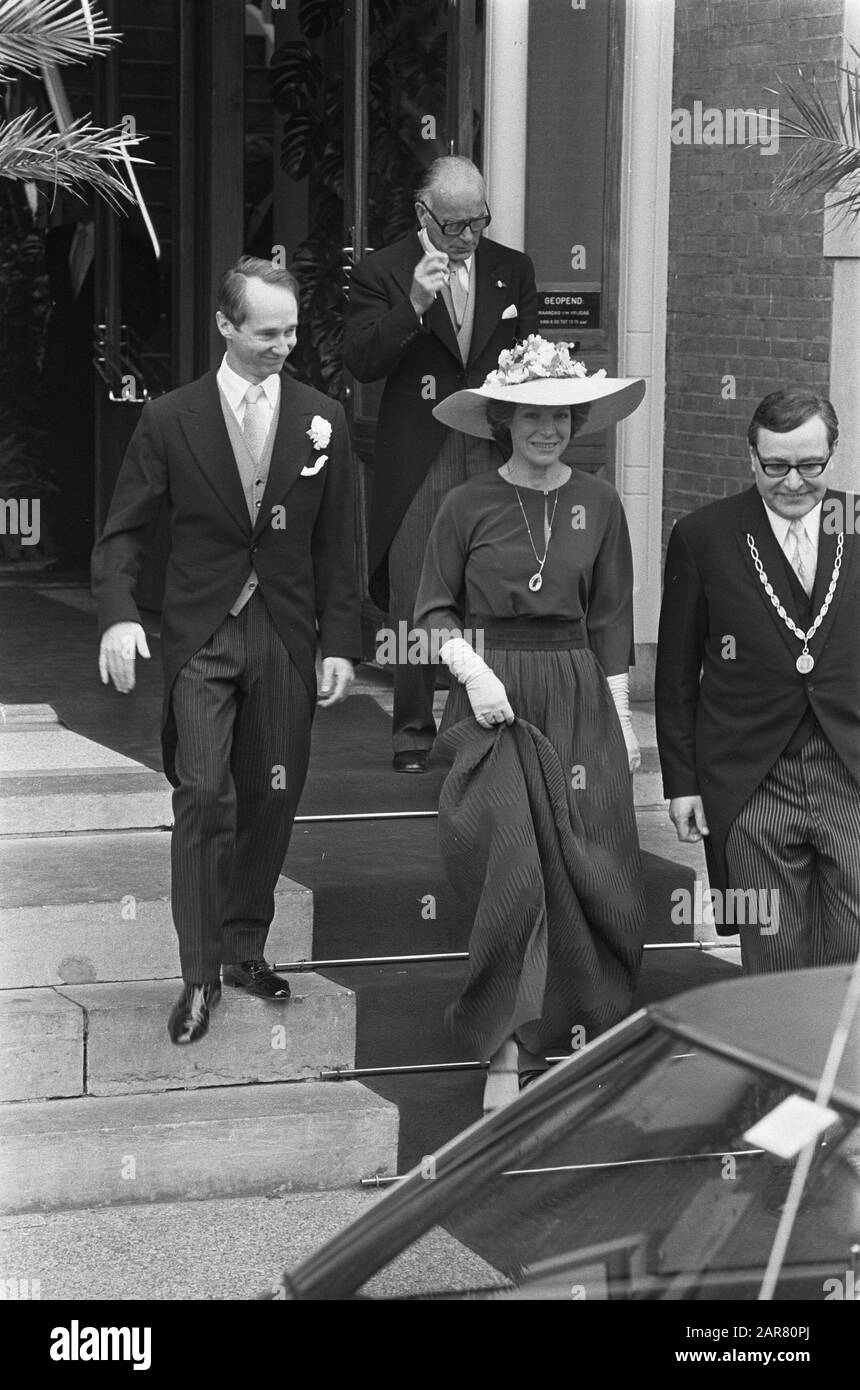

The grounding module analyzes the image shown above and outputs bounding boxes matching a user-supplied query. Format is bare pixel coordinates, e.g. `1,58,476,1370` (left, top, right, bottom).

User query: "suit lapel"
467,241,511,367
178,374,250,533
251,373,318,539
735,488,807,663
177,372,321,538
424,293,461,361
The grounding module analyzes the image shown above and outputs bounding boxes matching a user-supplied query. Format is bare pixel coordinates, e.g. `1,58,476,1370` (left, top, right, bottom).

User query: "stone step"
0,767,172,835
0,722,173,834
0,1080,399,1213
0,989,84,1103
64,975,355,1096
633,768,664,808
0,726,149,774
0,703,61,727
1,758,667,827
0,975,355,1101
0,831,313,988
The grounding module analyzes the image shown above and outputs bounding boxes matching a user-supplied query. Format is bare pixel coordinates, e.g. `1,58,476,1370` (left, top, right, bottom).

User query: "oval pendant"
528,573,543,592
796,652,814,674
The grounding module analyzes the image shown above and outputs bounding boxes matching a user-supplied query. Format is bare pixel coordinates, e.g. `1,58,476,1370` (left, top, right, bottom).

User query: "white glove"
606,672,641,773
439,637,514,728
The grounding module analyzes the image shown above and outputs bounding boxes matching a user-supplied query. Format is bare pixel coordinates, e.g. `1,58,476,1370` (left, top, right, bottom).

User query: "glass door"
269,0,483,607
90,0,175,605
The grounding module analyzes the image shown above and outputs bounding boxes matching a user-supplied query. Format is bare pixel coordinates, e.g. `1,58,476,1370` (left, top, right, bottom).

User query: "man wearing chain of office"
656,390,860,972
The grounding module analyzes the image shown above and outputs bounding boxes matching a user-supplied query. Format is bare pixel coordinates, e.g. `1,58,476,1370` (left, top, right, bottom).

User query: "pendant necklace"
507,465,562,591
745,531,843,673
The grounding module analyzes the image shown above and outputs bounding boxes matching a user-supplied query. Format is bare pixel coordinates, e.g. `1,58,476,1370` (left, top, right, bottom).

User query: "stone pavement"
0,1185,508,1301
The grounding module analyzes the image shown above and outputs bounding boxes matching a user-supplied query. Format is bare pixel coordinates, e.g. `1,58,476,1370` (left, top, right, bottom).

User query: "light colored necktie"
786,517,816,598
243,383,267,460
449,263,469,327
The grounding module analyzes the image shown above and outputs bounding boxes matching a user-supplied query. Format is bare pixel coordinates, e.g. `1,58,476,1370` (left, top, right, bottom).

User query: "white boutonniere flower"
307,415,332,450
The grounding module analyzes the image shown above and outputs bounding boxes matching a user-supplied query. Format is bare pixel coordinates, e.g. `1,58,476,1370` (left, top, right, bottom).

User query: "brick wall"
663,0,844,542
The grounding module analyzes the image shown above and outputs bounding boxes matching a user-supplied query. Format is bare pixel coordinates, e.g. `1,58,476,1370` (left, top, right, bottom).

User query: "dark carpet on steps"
2,585,736,1174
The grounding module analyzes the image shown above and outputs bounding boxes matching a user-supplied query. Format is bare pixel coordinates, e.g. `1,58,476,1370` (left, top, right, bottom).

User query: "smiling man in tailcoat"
92,257,359,1042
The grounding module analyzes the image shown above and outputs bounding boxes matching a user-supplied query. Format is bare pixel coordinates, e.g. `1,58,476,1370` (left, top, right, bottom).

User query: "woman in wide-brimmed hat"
414,336,648,1111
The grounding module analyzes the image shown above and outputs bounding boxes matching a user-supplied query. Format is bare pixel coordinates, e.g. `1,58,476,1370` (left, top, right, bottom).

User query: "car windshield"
353,1035,860,1301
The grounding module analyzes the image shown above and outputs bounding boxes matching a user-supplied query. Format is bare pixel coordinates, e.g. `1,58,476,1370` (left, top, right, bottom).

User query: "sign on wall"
537,284,601,332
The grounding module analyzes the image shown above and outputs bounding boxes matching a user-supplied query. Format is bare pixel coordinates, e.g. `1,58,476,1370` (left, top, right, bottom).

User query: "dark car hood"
650,965,859,1113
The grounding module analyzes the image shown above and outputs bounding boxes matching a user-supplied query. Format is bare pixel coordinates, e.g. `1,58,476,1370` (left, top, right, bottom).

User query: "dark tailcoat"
655,486,860,925
91,370,361,782
342,231,539,606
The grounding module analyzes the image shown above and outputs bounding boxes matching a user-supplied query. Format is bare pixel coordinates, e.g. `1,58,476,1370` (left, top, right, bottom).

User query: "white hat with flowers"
432,336,646,438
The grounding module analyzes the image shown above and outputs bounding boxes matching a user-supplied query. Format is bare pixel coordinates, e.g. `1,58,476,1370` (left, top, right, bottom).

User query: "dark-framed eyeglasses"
417,201,492,238
752,445,833,479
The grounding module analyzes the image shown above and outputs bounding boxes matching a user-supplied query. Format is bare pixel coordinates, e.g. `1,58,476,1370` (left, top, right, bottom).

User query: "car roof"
650,965,859,1113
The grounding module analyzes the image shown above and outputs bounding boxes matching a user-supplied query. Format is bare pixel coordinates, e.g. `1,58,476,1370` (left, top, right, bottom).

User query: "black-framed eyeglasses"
752,445,833,479
417,201,491,238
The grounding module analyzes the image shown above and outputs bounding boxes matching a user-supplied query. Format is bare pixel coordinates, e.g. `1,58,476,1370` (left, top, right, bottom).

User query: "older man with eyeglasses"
655,390,860,973
344,155,538,771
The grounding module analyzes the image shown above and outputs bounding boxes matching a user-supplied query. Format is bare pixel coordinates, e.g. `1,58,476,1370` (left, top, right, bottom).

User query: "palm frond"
0,0,118,78
0,109,147,210
767,47,860,220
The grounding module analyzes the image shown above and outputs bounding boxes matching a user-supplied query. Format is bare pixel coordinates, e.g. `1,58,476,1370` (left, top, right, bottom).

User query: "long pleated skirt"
434,618,647,1057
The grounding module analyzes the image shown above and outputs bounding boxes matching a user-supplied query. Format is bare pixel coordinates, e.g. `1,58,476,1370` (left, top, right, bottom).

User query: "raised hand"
409,250,451,317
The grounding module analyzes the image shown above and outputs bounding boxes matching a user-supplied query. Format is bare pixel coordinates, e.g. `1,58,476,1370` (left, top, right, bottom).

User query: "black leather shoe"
223,959,292,1000
392,750,428,773
167,982,221,1045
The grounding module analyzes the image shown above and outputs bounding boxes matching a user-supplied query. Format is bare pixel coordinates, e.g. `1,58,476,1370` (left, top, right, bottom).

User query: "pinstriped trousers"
725,728,860,974
169,593,312,984
388,429,500,753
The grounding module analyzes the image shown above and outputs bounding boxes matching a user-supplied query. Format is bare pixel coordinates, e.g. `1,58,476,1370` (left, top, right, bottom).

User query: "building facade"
43,0,859,682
